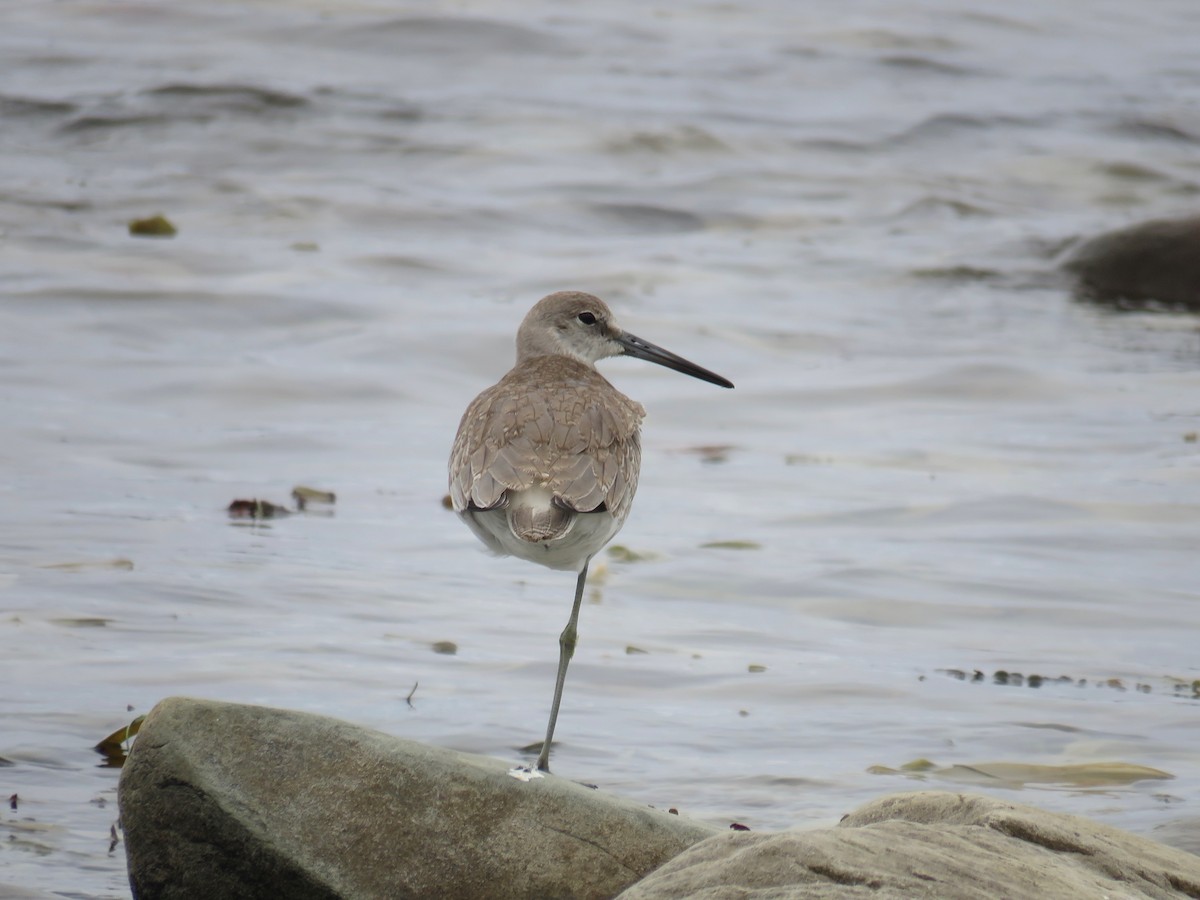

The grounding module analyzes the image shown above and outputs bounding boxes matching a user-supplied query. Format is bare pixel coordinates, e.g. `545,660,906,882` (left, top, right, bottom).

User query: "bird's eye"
577,312,597,326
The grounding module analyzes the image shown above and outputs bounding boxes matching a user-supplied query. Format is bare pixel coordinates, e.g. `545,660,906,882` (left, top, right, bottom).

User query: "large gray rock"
619,791,1200,899
1063,215,1200,311
119,697,718,900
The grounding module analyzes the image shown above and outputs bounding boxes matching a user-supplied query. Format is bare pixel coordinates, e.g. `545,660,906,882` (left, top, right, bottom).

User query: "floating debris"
8,794,16,811
680,444,736,464
955,762,1172,788
291,485,336,510
606,544,658,563
701,540,761,550
441,493,454,509
50,617,114,628
405,682,419,708
935,667,1162,695
747,664,767,673
784,453,835,466
870,759,1173,788
128,214,177,237
431,641,458,655
41,558,134,571
729,822,751,831
625,645,649,655
94,715,146,768
227,498,291,519
910,265,1002,282
1169,678,1200,698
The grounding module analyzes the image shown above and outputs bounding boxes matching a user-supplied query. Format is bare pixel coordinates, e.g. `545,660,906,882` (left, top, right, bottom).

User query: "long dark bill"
617,331,734,389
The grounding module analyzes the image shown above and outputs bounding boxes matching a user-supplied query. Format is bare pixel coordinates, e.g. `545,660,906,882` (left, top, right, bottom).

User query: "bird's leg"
536,558,591,773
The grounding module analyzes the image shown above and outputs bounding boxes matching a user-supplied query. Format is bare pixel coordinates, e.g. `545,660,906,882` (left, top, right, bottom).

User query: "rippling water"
3,1,1200,895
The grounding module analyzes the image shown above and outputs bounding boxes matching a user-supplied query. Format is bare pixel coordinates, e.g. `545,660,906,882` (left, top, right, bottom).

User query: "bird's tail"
507,487,575,543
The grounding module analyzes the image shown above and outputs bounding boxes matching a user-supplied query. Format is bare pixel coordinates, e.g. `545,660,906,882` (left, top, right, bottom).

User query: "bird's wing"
449,356,644,522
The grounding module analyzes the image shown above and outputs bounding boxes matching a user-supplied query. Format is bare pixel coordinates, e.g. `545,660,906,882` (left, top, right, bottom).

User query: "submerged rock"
118,697,717,900
1064,216,1200,311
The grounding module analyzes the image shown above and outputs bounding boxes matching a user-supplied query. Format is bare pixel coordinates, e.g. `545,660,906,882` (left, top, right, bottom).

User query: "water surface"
2,1,1199,895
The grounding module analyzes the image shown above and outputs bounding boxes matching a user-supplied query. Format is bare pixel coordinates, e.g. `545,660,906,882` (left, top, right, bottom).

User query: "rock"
119,697,717,900
120,698,1200,900
1063,216,1200,311
619,791,1200,899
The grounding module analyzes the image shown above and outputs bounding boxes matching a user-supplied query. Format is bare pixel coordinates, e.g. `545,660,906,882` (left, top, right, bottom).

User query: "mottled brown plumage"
450,354,643,532
448,290,732,771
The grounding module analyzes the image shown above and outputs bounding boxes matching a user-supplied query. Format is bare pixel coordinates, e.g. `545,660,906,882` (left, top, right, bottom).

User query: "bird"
449,290,733,772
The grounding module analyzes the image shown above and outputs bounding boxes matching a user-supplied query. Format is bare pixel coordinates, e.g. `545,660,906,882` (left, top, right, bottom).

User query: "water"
3,0,1200,895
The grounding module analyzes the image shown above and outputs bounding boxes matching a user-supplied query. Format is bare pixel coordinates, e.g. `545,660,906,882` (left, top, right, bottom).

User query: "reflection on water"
3,0,1200,895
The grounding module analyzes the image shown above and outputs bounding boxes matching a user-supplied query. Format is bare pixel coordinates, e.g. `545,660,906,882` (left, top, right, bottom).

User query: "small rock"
1063,216,1200,311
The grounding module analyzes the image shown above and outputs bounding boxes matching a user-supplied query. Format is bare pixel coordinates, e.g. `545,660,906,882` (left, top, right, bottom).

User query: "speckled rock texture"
119,697,717,899
618,790,1200,900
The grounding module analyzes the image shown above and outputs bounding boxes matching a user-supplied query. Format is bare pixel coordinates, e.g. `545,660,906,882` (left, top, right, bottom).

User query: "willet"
449,290,733,772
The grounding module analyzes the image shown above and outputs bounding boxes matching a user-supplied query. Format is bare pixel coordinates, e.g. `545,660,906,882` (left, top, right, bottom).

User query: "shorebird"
449,291,733,772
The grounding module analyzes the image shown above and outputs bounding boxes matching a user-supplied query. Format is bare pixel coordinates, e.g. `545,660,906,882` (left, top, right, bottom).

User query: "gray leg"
536,559,591,773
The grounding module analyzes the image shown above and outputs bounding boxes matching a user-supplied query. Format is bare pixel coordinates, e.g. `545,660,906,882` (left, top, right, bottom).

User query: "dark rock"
1064,216,1200,311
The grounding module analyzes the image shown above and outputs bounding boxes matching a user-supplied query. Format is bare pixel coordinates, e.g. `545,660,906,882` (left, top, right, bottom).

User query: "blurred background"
2,1,1199,895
